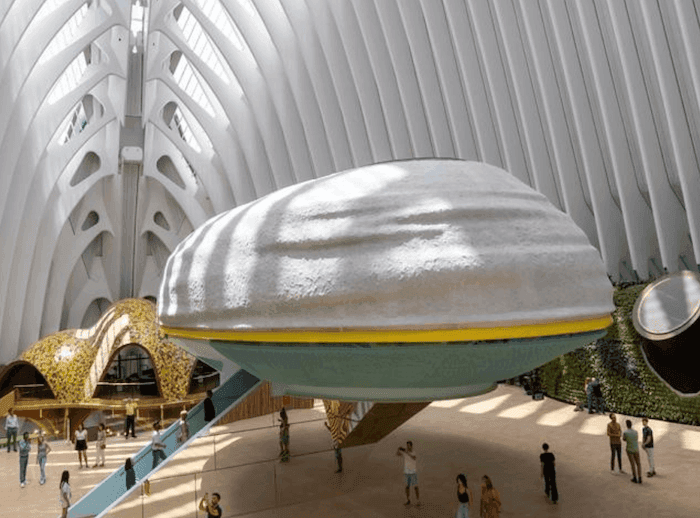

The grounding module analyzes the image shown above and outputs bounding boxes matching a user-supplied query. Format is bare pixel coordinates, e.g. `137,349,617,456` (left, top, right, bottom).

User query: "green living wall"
538,282,700,425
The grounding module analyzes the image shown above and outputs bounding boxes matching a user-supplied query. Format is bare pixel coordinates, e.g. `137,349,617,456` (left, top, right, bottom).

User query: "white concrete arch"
1,0,700,364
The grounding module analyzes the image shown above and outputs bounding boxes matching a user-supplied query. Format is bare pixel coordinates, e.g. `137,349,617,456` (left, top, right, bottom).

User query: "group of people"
397,440,503,517
607,413,656,482
73,422,107,468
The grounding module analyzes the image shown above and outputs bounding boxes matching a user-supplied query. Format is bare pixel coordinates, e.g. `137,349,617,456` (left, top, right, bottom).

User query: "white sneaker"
20,482,25,488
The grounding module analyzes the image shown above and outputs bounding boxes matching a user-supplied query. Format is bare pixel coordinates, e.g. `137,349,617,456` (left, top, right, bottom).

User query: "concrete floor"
3,384,700,517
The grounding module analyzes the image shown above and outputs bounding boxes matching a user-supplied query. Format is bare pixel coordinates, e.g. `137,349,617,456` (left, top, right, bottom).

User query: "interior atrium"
1,1,700,517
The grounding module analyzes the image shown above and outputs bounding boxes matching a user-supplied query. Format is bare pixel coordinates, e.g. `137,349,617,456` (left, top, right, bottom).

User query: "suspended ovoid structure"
158,160,613,401
633,271,700,395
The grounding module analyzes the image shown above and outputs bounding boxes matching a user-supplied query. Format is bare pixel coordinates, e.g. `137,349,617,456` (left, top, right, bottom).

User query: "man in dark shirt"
642,418,656,477
203,390,215,422
540,443,558,504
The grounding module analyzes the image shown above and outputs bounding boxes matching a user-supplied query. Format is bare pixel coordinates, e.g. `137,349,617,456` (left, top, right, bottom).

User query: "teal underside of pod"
198,330,604,401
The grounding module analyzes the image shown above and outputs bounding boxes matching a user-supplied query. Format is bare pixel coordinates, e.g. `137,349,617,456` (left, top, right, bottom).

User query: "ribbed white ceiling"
0,0,699,364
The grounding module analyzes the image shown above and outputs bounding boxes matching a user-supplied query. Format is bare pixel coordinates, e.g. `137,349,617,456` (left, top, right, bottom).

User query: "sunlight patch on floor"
578,414,610,435
497,399,545,419
537,406,579,427
681,430,700,451
114,478,194,511
459,394,511,414
431,398,467,408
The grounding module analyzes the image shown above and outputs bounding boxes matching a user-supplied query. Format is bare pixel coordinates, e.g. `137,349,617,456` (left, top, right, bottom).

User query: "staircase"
66,366,261,518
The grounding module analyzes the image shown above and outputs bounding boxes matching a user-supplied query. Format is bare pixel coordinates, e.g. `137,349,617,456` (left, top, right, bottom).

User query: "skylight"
170,105,202,153
171,53,215,117
47,47,92,105
191,0,247,53
175,5,230,84
38,2,90,65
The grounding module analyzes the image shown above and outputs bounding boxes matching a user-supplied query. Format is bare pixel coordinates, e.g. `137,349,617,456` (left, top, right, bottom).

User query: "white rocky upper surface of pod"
158,159,614,332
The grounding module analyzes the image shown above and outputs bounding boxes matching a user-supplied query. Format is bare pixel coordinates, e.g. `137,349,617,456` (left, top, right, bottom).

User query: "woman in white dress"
59,470,71,518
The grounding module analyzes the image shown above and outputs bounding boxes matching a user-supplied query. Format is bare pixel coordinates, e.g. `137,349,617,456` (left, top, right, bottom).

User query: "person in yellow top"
606,413,624,474
123,397,138,439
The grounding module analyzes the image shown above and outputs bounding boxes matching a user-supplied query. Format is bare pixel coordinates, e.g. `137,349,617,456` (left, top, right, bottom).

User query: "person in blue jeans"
5,407,19,452
36,434,52,485
455,473,473,518
19,432,31,487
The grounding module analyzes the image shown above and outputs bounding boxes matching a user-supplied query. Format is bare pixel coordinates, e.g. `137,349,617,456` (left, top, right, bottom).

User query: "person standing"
641,418,656,477
584,378,592,413
323,421,342,473
587,377,600,414
607,413,625,474
177,410,190,446
19,431,31,487
74,423,88,468
278,408,290,462
123,397,138,438
396,441,420,507
455,473,473,518
5,407,19,452
151,421,166,469
59,470,71,518
592,379,604,413
623,419,642,484
125,457,136,490
37,434,52,485
204,390,215,423
199,492,223,517
93,423,106,467
480,475,501,518
539,443,558,504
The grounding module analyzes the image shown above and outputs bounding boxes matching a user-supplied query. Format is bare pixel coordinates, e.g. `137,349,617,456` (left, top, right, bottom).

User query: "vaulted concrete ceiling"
1,0,699,364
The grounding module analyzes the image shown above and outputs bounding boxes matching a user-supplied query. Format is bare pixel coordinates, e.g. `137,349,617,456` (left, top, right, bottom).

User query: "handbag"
100,444,106,449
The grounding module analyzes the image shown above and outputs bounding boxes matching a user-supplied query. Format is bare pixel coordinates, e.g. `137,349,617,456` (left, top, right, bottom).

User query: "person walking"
199,492,223,517
59,470,71,518
93,423,106,467
480,475,501,518
323,421,342,473
151,421,166,469
204,390,215,423
642,418,656,477
19,431,31,487
5,407,19,452
123,397,138,438
540,443,558,504
455,473,473,518
623,419,642,484
607,413,625,474
37,434,52,485
74,423,88,468
397,441,420,507
177,410,189,446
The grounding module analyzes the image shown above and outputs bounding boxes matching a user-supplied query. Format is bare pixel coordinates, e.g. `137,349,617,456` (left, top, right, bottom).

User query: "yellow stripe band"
161,315,612,343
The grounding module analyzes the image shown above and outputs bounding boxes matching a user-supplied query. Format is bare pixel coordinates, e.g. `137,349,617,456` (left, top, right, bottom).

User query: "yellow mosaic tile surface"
20,299,196,403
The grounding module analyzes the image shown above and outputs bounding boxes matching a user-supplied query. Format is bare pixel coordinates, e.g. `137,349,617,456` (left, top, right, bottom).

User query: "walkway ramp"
324,400,429,449
67,364,261,518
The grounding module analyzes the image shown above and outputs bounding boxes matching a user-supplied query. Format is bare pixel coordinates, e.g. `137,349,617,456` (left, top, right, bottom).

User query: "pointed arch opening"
0,361,55,400
93,344,161,399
